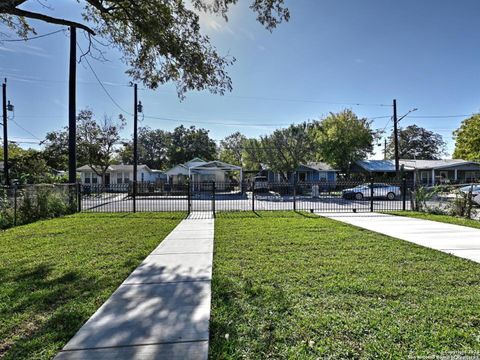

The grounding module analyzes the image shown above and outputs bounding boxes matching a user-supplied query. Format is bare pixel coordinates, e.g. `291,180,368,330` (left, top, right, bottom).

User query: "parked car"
459,184,480,196
342,183,401,200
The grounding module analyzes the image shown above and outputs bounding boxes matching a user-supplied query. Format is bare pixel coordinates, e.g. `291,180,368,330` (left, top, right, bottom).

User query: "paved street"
80,194,411,213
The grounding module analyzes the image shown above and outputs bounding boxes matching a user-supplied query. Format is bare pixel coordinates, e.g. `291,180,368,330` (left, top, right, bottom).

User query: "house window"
91,175,98,184
124,172,130,183
298,172,307,182
439,171,449,183
420,171,430,184
465,171,477,182
117,172,123,184
84,172,91,184
141,172,145,182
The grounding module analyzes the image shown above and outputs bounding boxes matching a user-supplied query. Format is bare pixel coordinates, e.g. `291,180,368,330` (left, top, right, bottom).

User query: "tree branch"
8,7,96,35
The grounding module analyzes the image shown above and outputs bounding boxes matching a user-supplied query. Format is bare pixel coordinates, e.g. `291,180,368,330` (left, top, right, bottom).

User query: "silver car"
459,184,480,196
342,183,401,201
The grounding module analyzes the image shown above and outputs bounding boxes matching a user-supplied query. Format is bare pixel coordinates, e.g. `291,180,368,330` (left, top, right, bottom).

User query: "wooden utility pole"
393,99,399,177
2,78,8,185
68,26,77,184
133,83,138,213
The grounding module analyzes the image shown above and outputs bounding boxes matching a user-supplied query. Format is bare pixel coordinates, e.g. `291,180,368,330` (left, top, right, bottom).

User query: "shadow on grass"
0,262,108,359
209,274,293,359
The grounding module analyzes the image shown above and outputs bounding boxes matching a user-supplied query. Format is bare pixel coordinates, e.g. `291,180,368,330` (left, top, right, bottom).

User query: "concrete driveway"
317,212,480,263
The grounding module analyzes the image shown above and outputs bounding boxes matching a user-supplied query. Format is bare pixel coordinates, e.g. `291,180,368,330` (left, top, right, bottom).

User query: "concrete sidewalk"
318,212,480,263
55,213,214,360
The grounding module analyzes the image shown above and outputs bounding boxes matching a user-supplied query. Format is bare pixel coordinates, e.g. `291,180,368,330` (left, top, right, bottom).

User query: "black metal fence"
0,183,78,229
79,178,415,215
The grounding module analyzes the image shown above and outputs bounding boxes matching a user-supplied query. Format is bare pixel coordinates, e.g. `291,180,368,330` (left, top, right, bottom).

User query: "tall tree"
313,109,378,174
76,110,126,184
258,122,316,181
453,114,480,160
218,132,247,166
167,125,217,166
119,127,170,170
386,125,446,160
0,1,288,97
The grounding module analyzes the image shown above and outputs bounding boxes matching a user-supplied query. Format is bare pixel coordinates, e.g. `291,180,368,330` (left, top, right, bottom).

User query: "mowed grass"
210,212,480,359
388,211,480,229
0,212,184,359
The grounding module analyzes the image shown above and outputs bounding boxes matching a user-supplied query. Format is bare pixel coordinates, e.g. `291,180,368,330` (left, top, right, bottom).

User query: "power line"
409,114,476,119
1,29,66,42
76,41,133,116
10,118,42,142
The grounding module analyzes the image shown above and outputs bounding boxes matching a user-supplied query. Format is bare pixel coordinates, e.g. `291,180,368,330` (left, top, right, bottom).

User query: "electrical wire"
1,28,66,42
76,41,133,116
10,118,43,142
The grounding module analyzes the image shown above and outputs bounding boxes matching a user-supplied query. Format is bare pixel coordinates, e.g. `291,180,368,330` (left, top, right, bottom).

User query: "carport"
188,161,243,186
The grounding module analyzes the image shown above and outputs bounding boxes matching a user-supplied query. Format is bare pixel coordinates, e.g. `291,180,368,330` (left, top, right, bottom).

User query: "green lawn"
0,212,184,359
388,211,480,229
210,212,480,359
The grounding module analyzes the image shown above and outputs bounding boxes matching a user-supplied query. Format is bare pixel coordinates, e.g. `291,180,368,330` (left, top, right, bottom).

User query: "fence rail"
80,178,417,215
0,179,476,228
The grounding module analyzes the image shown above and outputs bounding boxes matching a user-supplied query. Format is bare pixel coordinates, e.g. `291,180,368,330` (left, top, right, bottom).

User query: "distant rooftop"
356,159,480,172
303,161,337,172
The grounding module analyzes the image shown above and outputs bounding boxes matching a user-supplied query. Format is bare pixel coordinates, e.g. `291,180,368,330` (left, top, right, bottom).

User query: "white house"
77,164,166,185
165,158,243,185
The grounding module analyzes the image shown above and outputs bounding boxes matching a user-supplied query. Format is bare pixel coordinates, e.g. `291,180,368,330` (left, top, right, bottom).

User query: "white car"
459,184,480,196
342,183,401,201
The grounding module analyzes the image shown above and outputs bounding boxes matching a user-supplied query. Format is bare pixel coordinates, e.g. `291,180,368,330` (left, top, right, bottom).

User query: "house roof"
166,159,242,174
399,159,480,170
302,161,337,172
356,159,480,172
76,164,164,173
355,160,398,172
190,160,242,171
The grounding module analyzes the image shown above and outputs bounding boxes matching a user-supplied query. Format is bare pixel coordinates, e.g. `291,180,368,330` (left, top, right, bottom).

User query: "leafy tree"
453,114,480,160
313,109,378,174
167,125,217,166
42,130,71,171
0,0,289,97
386,125,446,160
0,144,53,184
241,138,264,171
119,127,170,170
76,109,126,183
218,132,247,166
258,122,316,181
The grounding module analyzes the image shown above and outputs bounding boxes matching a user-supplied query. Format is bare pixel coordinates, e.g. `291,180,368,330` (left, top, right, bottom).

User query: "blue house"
265,162,337,184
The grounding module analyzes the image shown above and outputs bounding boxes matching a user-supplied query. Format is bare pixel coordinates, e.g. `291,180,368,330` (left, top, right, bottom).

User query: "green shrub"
1,185,77,230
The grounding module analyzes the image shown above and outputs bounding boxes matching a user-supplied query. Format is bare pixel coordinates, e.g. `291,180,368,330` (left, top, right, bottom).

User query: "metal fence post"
252,180,255,212
212,181,216,218
293,179,297,211
370,177,374,212
402,177,407,211
132,180,137,213
187,180,191,215
13,185,17,226
76,182,82,212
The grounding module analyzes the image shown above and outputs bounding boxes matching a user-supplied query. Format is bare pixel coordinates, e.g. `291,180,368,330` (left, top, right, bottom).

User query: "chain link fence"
0,184,79,229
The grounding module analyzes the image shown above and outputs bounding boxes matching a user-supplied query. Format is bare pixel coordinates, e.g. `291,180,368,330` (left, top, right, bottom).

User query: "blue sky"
1,0,480,158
